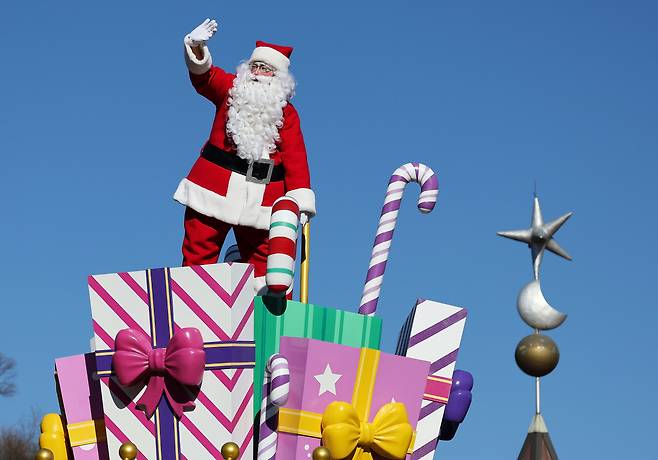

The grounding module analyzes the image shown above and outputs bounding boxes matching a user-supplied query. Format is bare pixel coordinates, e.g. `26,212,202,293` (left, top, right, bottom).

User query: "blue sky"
1,1,657,458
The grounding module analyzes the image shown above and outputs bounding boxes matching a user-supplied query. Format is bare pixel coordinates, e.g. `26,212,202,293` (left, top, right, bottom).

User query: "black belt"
201,143,284,184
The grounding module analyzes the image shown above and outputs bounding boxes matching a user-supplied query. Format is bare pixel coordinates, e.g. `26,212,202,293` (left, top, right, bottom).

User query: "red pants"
182,207,269,280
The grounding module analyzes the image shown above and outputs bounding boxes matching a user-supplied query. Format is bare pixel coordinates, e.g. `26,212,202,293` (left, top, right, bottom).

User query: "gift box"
274,337,431,459
396,299,468,460
55,354,109,459
253,298,382,419
88,263,255,460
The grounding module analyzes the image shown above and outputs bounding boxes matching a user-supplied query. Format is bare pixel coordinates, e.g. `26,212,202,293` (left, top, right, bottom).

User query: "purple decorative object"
358,163,439,316
439,369,473,442
444,369,473,423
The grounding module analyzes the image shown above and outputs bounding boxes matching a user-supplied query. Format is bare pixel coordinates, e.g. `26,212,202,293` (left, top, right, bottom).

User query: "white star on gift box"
314,364,342,396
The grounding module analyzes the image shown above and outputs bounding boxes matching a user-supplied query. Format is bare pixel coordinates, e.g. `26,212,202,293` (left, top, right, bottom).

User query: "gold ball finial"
515,333,560,377
312,446,332,460
35,448,55,460
221,442,240,460
119,442,138,460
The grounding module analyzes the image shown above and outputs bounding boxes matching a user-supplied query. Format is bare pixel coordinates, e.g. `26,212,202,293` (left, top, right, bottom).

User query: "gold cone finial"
312,446,331,460
221,442,240,460
35,448,54,460
119,442,138,460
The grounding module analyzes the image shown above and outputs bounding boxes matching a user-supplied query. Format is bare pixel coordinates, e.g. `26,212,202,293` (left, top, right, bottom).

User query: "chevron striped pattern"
89,263,255,460
396,299,467,460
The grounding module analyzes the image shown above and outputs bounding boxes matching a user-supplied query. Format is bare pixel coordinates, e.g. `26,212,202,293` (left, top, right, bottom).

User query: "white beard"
226,63,296,162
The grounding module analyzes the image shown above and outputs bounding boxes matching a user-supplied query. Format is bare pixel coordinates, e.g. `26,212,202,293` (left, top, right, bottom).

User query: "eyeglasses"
250,62,275,74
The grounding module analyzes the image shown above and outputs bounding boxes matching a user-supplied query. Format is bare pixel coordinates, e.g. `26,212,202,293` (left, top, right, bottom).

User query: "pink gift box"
275,337,431,459
55,354,109,459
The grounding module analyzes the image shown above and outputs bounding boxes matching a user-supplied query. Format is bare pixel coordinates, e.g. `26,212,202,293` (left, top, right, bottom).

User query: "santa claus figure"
174,19,315,292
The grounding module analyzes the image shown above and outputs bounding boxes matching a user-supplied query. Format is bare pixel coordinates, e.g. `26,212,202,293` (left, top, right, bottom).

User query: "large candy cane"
257,354,290,460
358,163,439,315
266,196,300,293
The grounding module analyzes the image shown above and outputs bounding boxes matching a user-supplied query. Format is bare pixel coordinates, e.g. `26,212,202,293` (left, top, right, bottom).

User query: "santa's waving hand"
175,18,316,295
185,19,218,47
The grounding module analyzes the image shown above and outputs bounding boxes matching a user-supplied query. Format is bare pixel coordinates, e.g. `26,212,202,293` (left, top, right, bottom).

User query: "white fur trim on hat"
250,46,290,73
184,40,212,75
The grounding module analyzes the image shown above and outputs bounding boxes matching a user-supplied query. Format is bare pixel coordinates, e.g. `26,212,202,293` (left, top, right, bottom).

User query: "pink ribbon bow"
113,327,205,418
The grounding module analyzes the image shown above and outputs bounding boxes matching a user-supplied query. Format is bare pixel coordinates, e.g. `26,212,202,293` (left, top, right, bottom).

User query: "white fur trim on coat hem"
285,188,316,216
184,41,212,75
173,178,273,230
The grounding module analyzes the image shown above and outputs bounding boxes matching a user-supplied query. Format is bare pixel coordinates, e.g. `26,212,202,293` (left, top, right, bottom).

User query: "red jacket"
174,45,315,230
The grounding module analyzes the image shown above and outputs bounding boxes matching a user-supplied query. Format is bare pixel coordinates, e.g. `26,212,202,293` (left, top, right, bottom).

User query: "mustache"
249,74,274,84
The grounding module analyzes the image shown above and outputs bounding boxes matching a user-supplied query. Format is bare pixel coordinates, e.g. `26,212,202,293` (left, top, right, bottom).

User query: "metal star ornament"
497,195,573,280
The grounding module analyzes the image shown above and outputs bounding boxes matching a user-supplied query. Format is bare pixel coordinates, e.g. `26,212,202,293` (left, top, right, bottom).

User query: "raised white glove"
185,18,218,47
299,212,310,226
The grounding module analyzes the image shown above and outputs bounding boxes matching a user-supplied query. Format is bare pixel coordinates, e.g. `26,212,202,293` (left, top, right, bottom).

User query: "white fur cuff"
184,41,212,75
285,188,316,217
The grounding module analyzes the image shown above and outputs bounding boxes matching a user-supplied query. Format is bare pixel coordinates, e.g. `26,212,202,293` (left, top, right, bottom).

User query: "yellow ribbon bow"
39,413,69,460
321,401,413,460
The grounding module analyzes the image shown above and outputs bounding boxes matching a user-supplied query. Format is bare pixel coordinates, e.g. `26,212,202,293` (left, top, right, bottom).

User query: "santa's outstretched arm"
183,19,233,105
184,18,217,74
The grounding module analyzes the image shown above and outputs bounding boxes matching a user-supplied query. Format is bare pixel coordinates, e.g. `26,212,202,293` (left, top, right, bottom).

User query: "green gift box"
253,296,382,417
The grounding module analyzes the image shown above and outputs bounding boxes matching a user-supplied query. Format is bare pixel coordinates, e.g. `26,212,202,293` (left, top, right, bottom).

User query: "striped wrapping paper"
253,297,382,419
396,299,468,460
88,263,255,460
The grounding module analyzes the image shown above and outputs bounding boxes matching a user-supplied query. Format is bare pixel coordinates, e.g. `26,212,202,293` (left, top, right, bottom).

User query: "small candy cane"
266,197,300,293
358,163,438,315
257,354,290,460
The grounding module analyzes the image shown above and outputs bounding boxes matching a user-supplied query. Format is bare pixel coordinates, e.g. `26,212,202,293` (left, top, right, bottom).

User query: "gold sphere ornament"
119,442,138,460
312,446,332,460
221,442,240,460
515,333,560,377
35,448,55,460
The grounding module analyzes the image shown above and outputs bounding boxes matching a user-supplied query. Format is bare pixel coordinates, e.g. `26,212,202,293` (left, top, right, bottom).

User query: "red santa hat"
249,41,293,73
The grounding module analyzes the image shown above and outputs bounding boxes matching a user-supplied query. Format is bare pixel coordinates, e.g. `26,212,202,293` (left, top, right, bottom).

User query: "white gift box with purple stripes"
88,263,255,460
396,299,468,460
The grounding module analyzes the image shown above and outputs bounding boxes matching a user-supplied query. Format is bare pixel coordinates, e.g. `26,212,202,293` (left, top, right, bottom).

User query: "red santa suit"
174,41,315,289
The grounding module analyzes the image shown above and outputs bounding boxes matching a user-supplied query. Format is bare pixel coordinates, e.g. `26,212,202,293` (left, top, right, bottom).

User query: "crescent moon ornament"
517,280,567,330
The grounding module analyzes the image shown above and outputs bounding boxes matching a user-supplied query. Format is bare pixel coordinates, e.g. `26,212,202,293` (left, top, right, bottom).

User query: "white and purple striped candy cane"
257,354,290,460
358,163,438,315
